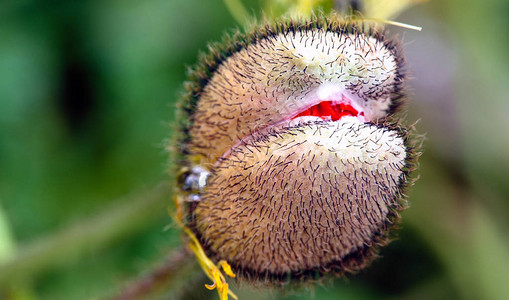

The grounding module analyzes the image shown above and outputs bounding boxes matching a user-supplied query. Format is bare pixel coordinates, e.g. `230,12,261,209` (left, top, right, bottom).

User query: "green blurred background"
1,0,508,299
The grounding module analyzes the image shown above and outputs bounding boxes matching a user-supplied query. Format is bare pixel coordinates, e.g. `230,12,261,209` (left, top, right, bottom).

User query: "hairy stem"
223,0,251,25
0,182,172,288
110,246,200,300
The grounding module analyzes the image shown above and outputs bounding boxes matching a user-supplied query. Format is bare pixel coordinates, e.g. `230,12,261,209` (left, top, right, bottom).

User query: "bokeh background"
1,0,508,299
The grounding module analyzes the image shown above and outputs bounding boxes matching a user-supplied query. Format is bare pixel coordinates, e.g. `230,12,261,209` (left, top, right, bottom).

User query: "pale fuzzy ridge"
189,28,402,162
194,122,406,277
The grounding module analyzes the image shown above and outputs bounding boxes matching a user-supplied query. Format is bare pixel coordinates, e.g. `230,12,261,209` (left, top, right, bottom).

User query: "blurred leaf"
263,0,334,19
362,0,426,20
0,204,15,263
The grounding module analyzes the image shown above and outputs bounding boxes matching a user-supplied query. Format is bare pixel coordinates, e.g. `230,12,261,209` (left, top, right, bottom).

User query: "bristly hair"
174,13,407,167
186,117,420,285
171,13,419,286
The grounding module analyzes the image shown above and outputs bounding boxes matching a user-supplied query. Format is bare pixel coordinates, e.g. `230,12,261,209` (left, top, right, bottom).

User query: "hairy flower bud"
175,16,418,284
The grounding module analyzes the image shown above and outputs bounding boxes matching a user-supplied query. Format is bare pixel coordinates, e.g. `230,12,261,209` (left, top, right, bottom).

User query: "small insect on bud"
174,16,419,288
